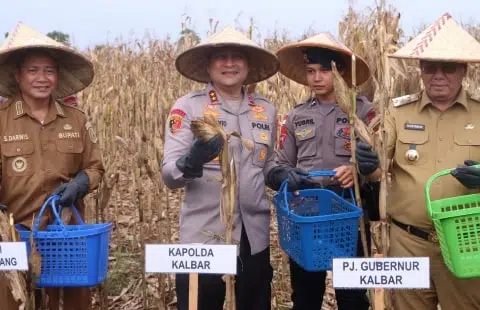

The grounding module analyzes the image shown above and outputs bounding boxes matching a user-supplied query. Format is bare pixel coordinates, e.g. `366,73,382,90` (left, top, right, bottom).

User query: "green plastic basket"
425,166,480,279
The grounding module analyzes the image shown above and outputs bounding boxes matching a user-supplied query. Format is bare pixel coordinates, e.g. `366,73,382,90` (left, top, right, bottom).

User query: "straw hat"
276,32,371,87
175,27,279,84
0,22,94,98
389,13,480,63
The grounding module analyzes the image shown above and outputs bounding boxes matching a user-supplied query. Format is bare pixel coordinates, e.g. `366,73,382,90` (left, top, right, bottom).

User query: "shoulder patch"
85,121,98,144
391,93,420,108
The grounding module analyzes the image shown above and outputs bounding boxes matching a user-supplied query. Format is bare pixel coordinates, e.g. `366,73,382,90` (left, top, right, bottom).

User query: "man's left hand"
333,165,354,188
53,171,90,207
451,160,480,189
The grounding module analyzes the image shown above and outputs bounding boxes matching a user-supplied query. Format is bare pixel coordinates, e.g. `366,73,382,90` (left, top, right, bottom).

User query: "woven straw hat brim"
276,36,371,87
175,43,279,84
388,13,480,63
0,23,94,98
175,28,279,84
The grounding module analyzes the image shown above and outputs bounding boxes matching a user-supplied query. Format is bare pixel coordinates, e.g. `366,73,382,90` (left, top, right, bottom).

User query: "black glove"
356,141,379,176
266,166,315,192
451,160,480,189
176,135,224,178
53,171,90,207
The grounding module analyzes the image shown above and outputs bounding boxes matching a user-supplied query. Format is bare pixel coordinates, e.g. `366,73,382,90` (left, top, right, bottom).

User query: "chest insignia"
405,145,420,163
295,128,312,139
12,156,27,173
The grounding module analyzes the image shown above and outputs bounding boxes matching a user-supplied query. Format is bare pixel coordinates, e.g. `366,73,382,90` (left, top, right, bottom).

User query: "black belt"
391,218,438,243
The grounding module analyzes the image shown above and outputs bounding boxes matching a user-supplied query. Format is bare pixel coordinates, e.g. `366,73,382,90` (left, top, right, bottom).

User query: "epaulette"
252,92,272,104
0,99,12,110
57,100,86,114
391,92,421,108
188,89,206,98
293,102,305,109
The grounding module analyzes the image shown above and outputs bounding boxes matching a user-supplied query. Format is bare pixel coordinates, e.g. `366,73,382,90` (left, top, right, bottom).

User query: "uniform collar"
418,88,470,112
206,83,255,115
13,96,67,121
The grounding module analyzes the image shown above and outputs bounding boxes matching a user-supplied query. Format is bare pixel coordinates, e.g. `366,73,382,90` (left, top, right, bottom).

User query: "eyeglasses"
421,62,460,74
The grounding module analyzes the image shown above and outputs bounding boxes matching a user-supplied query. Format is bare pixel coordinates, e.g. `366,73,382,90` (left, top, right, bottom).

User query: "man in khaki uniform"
162,28,279,310
0,23,104,310
356,13,480,309
266,33,378,310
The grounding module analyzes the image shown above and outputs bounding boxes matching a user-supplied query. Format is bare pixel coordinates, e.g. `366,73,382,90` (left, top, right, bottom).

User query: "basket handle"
425,164,480,218
52,200,85,226
32,195,84,233
279,169,357,216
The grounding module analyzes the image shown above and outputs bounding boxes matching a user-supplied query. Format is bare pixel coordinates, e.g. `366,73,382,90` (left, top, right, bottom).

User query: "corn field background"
73,1,480,309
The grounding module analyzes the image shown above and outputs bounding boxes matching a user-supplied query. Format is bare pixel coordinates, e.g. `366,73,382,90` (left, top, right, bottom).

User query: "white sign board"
145,244,237,275
332,257,429,289
0,242,28,271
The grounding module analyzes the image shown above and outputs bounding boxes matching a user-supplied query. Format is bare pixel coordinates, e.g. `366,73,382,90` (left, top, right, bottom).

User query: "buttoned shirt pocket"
334,125,351,157
453,130,480,160
2,141,34,177
295,127,317,159
396,130,429,166
56,139,84,175
252,129,271,168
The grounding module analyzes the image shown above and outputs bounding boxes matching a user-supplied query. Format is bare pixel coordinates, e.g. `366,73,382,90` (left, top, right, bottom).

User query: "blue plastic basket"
15,195,112,288
273,170,362,271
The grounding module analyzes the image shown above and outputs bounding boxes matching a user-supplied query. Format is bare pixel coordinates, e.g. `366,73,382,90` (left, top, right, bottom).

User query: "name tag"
404,123,425,131
3,134,29,142
58,132,81,139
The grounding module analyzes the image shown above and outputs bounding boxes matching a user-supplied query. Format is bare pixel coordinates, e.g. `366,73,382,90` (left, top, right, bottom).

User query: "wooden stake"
189,273,199,310
374,254,385,310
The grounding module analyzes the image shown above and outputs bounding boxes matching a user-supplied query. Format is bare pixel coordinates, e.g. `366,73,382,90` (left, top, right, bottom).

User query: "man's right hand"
266,166,315,192
356,141,379,176
176,134,225,178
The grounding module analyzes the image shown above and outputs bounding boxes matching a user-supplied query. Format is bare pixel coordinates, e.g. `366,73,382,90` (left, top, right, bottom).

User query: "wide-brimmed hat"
276,32,371,87
389,13,480,63
175,27,279,84
0,22,94,98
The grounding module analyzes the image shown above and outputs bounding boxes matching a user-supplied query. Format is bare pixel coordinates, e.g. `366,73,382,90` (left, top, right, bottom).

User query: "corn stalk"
0,210,28,309
191,115,254,310
331,57,375,307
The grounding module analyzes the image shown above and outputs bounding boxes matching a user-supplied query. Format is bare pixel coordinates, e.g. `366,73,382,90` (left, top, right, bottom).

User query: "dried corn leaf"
0,212,28,307
29,216,42,281
331,61,352,117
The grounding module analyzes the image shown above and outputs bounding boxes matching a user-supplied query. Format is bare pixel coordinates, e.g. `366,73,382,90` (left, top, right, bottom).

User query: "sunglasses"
421,62,461,74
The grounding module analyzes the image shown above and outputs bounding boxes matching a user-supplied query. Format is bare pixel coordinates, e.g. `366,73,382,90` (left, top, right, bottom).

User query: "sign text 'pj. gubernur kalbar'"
332,257,429,289
343,260,420,285
169,247,214,270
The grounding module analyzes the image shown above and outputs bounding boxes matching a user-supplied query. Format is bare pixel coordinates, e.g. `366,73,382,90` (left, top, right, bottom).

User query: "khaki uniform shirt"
276,97,376,185
386,88,480,229
162,83,277,255
0,96,104,226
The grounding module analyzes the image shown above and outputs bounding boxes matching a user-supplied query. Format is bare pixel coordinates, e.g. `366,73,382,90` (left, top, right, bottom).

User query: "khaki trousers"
0,274,92,310
389,223,480,310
